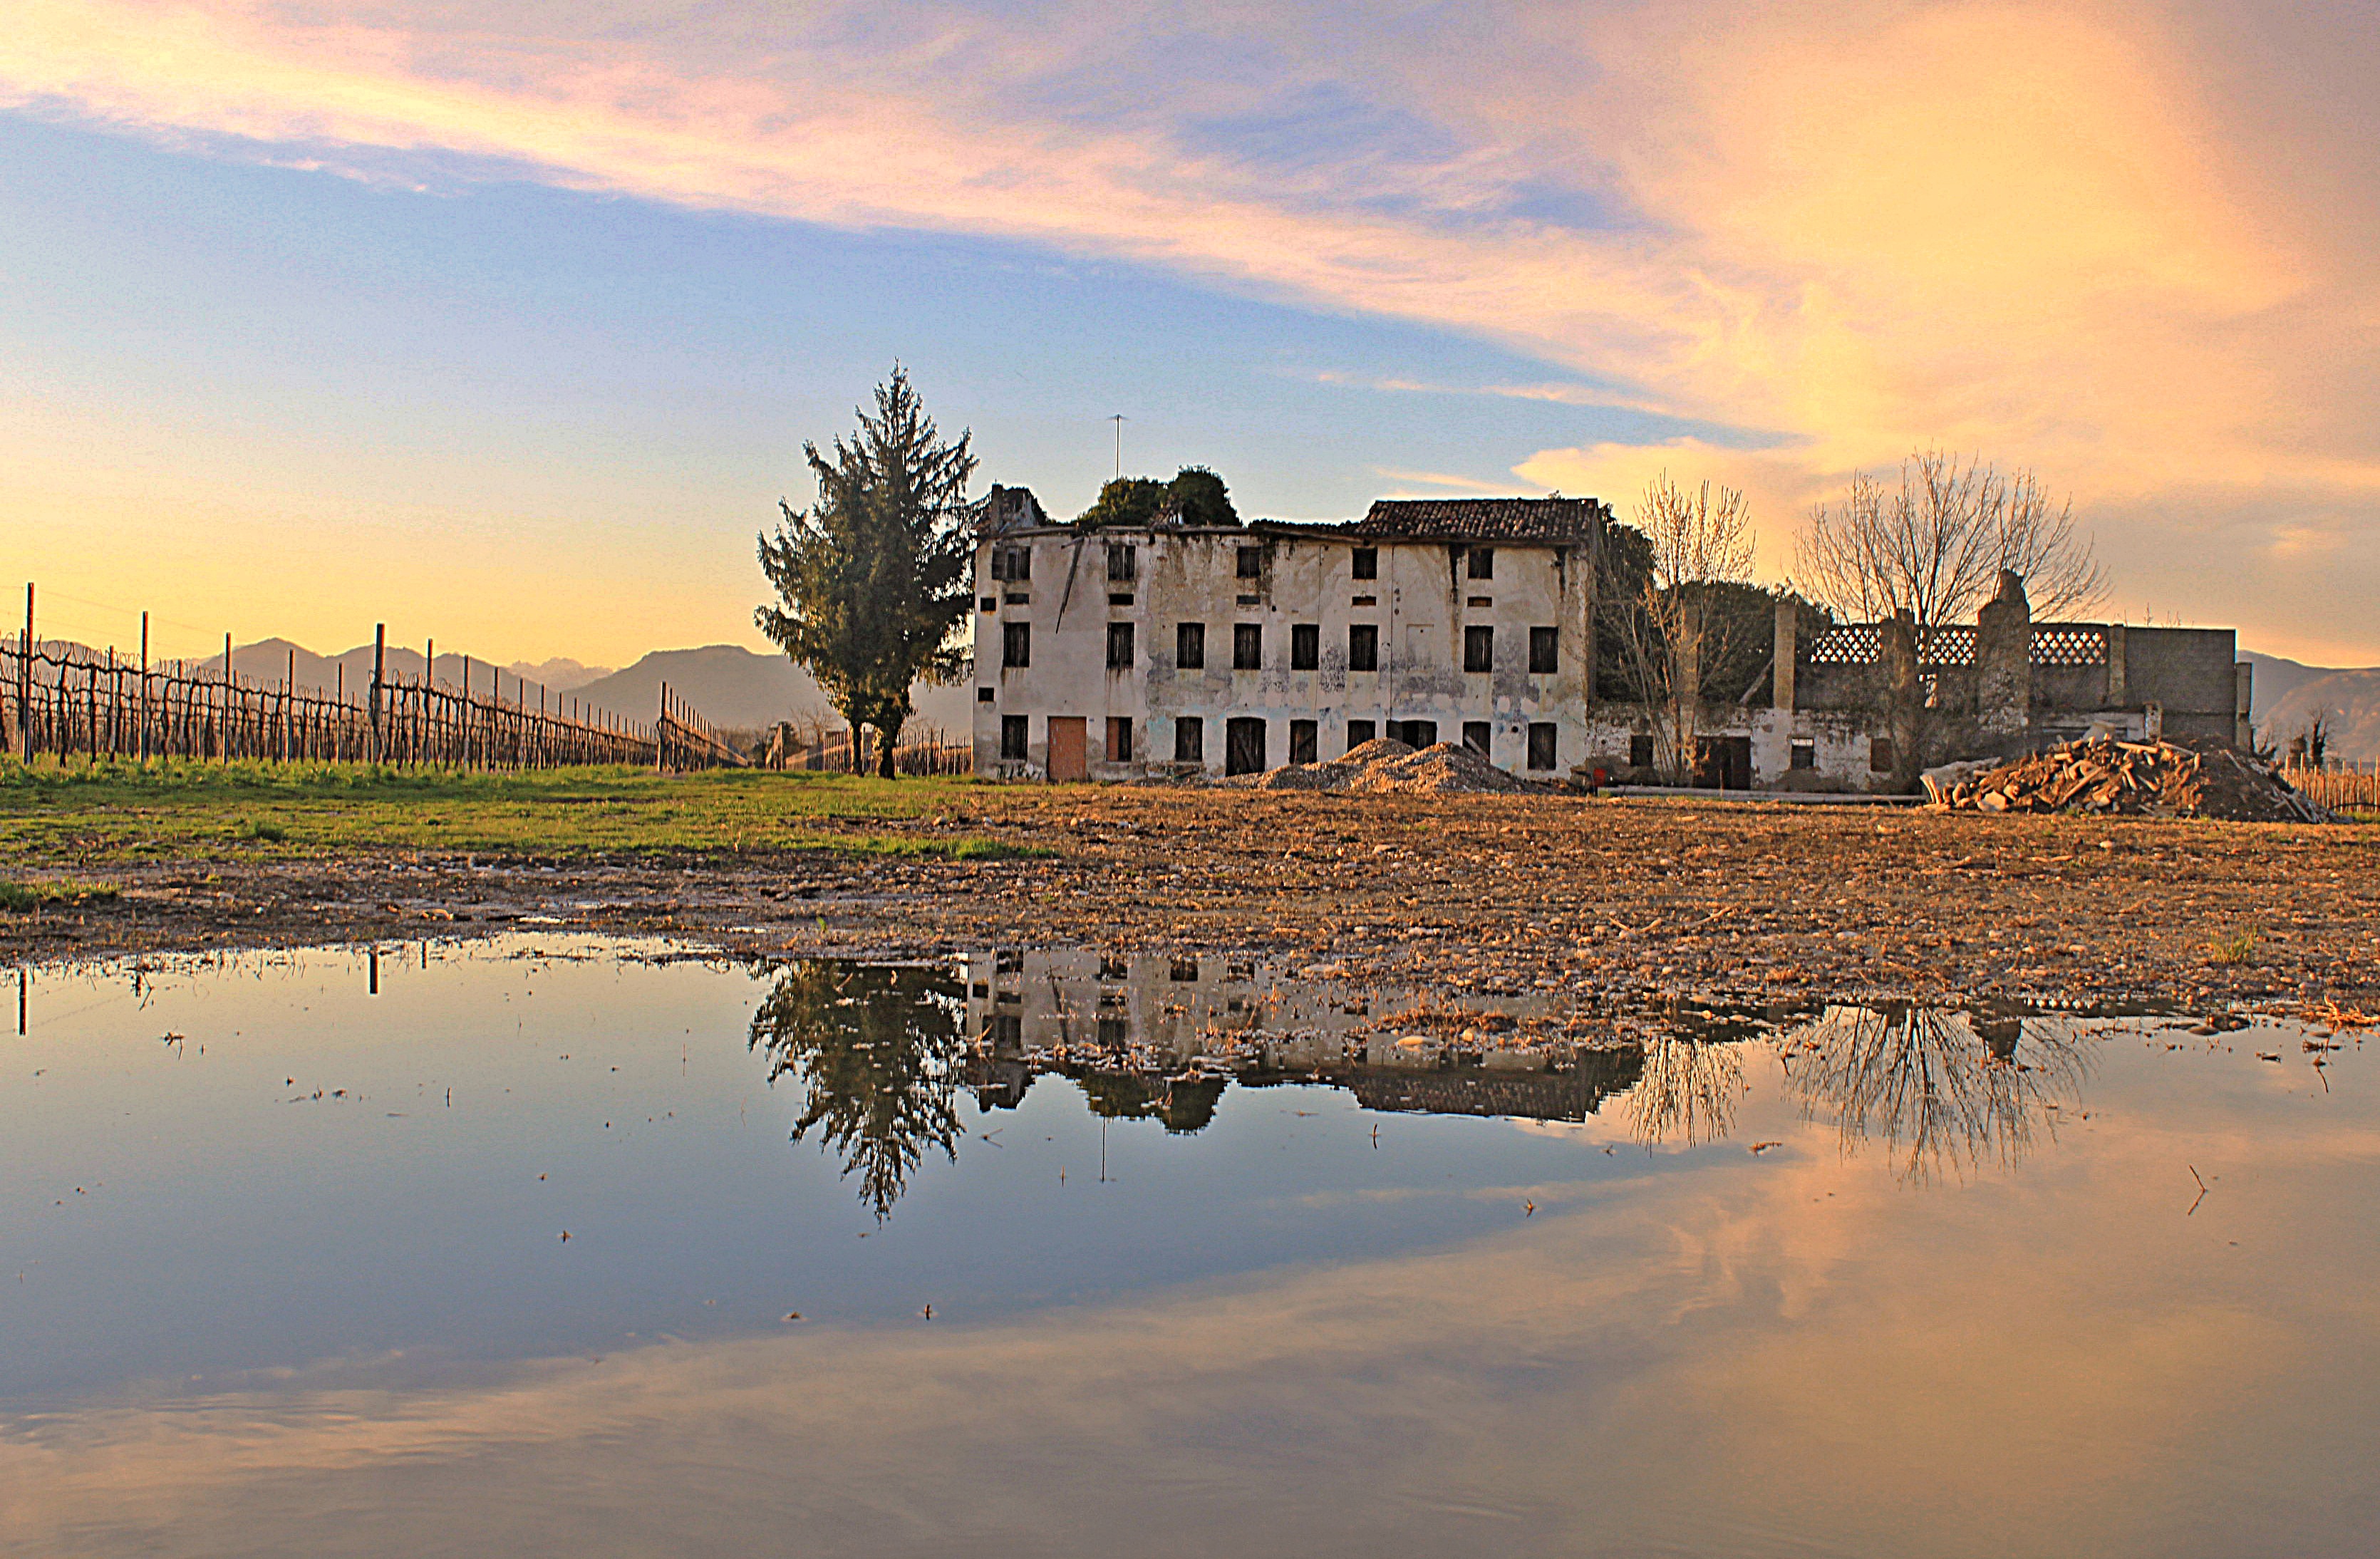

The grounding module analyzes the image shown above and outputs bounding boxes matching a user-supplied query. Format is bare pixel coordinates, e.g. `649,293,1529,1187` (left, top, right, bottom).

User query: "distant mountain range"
150,638,971,738
2245,653,2380,765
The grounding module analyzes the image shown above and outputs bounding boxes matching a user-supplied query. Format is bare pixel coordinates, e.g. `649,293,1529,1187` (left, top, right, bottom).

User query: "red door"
1047,717,1088,782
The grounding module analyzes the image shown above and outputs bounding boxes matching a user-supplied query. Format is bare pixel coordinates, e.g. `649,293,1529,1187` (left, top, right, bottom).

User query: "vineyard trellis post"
371,623,385,763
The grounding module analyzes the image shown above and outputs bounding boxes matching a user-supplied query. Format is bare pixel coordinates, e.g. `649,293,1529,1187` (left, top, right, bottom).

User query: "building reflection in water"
747,962,969,1221
751,948,2103,1216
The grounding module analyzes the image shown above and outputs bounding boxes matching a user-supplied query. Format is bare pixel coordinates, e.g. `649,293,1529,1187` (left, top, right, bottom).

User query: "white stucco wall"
971,524,1594,781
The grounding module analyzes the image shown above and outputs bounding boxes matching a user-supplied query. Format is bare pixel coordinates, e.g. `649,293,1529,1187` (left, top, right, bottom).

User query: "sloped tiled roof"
1351,497,1604,544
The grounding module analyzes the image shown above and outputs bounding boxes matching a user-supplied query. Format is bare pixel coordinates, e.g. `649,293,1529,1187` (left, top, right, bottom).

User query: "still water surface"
1,936,2372,1557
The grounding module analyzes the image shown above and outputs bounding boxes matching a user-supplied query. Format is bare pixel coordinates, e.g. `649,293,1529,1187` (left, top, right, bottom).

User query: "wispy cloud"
4,0,2378,655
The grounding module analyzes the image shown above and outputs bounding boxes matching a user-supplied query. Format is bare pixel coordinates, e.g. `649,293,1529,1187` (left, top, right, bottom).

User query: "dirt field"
6,780,2376,1020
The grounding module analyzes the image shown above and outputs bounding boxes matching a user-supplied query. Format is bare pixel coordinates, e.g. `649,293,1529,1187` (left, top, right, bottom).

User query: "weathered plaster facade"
971,496,1603,782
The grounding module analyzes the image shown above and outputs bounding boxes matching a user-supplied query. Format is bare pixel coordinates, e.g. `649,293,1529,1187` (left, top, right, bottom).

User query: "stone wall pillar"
2235,661,2255,749
1975,569,2032,737
1772,596,1798,713
1880,609,1920,790
2105,623,2128,707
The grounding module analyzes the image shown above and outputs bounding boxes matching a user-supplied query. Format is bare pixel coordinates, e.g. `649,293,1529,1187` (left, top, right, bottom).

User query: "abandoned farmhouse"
968,488,2252,790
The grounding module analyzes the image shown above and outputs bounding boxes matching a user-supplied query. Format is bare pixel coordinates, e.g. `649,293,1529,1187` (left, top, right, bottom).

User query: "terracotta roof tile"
1351,497,1605,544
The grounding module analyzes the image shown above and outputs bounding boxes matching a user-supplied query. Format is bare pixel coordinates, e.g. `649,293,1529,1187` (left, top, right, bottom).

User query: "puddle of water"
1,936,2374,1558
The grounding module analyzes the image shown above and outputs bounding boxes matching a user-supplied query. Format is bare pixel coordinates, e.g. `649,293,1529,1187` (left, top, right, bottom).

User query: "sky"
3,0,2376,668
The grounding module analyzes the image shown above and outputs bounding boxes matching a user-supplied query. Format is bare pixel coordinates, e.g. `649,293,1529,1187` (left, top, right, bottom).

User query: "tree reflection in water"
1626,1035,1749,1148
1778,1001,2091,1184
747,963,968,1221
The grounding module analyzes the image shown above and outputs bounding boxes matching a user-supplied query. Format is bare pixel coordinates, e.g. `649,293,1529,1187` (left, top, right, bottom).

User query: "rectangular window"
1351,547,1378,580
1176,622,1205,670
1002,621,1030,668
1097,1017,1129,1047
1107,717,1134,763
1000,715,1028,760
1107,621,1134,670
1630,731,1655,768
1399,720,1439,749
1527,722,1557,771
976,687,994,704
1464,625,1494,673
1870,737,1896,774
1791,740,1817,770
1225,716,1268,775
1289,720,1318,765
1462,720,1491,756
1174,716,1204,764
1106,543,1136,581
1233,623,1263,670
1469,547,1494,580
1236,546,1263,579
1346,719,1377,750
1290,623,1319,670
1529,626,1559,674
1347,623,1379,672
1170,955,1199,982
993,545,1031,582
979,596,996,612
991,1012,1023,1047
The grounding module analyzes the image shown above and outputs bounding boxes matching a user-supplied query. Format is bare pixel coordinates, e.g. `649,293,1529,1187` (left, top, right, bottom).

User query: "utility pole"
1109,414,1126,479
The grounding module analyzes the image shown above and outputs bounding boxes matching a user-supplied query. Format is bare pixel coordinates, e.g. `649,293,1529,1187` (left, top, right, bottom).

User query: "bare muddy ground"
9,791,2377,1020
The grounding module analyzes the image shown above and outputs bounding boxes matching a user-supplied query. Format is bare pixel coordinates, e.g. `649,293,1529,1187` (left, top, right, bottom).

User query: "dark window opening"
993,546,1031,582
1108,592,1133,606
1225,716,1268,775
1108,717,1134,763
1002,622,1030,668
1347,719,1377,750
1097,1017,1129,1047
1462,720,1491,756
1870,737,1895,774
1236,547,1263,579
976,687,994,704
979,596,997,612
1464,625,1494,673
1529,626,1559,674
1106,621,1134,670
1351,547,1378,580
1098,954,1128,980
1630,731,1655,768
1233,623,1263,670
1000,715,1029,760
1347,623,1379,672
1169,955,1199,982
995,950,1023,973
1174,716,1204,764
1289,720,1318,765
1394,720,1438,749
991,1013,1023,1047
1527,722,1557,770
1791,741,1817,770
1469,547,1494,580
1176,622,1205,670
1290,623,1319,670
1106,543,1137,581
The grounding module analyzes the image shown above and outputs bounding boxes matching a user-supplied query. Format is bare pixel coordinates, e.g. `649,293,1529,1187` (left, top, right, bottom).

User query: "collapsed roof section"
974,488,1610,545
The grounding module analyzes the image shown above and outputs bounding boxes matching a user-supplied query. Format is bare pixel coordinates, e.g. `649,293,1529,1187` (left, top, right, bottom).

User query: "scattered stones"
1928,737,2337,823
1225,738,1542,795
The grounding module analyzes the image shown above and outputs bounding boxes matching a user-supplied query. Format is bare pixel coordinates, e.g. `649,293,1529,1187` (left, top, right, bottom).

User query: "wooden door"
1047,716,1088,782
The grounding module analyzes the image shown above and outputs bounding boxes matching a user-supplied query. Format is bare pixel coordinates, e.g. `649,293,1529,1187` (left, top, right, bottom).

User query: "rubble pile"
1228,737,1541,796
1928,736,2337,822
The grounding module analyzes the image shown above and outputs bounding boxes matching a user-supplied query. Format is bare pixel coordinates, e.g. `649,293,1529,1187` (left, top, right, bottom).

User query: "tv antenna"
1108,414,1127,479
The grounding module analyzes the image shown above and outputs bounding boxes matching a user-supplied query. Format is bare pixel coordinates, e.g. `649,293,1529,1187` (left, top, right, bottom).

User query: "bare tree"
1600,472,1759,782
1795,447,2104,631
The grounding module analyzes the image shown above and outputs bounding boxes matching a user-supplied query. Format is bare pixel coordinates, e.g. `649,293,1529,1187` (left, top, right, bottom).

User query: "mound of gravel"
1226,737,1541,795
1928,735,2336,822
